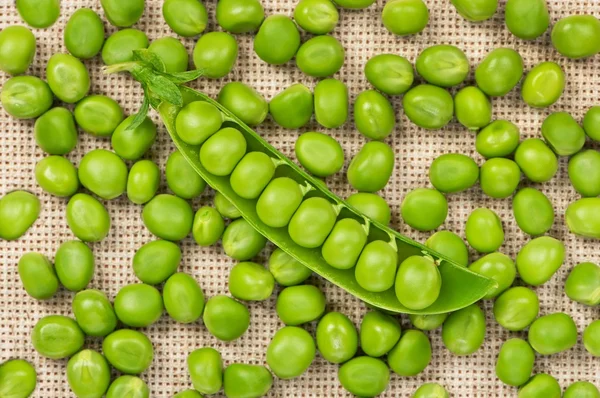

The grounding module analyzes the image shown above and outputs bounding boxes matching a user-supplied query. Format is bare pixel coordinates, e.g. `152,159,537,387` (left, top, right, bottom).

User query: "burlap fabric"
1,0,599,396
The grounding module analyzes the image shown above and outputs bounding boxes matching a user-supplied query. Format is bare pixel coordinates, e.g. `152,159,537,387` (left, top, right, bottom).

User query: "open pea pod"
156,86,495,314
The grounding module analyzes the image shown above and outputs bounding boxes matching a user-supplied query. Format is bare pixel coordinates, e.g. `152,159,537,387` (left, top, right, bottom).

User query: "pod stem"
387,233,398,252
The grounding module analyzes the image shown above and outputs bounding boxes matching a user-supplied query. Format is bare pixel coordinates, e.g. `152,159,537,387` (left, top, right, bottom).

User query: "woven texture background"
1,0,600,396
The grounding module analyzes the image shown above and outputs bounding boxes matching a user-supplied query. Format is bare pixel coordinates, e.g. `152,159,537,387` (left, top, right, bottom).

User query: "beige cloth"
1,0,599,396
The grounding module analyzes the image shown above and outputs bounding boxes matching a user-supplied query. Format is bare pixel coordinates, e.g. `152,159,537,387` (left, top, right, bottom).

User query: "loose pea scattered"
516,236,565,286
254,15,300,65
566,198,600,239
469,252,515,299
163,273,205,323
66,349,111,398
316,312,359,364
347,141,395,192
193,32,238,79
403,84,454,130
148,37,189,74
466,208,504,253
0,26,36,75
101,0,145,27
18,252,59,300
127,160,161,205
267,326,316,379
401,188,448,232
223,363,273,398
64,9,105,59
541,112,586,156
442,304,486,355
382,0,429,36
569,150,600,197
16,0,60,28
360,311,402,357
35,155,79,197
563,382,600,398
495,338,535,387
102,329,154,374
475,48,523,97
564,262,600,306
346,192,392,225
518,374,561,398
203,295,250,341
106,376,150,398
166,150,207,199
32,315,85,359
426,230,469,266
188,347,223,395
102,29,149,66
217,0,264,33
74,95,125,137
429,153,479,194
229,262,274,301
528,312,577,355
479,158,521,199
133,240,181,285
55,240,95,291
388,330,432,376
114,283,164,328
142,194,194,241
521,62,565,108
512,188,555,236
454,86,492,131
34,107,78,155
476,120,520,158
276,285,326,326
552,15,600,59
584,320,600,357
505,0,549,40
218,82,268,127
365,54,414,95
222,218,267,260
416,45,469,88
162,0,207,37
451,0,497,21
314,78,349,128
354,90,396,140
72,289,117,337
296,132,345,177
66,194,111,242
413,383,449,398
0,359,37,398
493,286,539,331
269,83,314,129
338,356,390,397
78,149,128,200
1,76,53,119
267,248,313,286
193,206,225,247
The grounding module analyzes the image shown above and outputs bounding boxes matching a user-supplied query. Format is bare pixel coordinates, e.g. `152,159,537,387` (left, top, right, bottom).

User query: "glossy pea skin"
142,194,193,241
516,236,565,286
382,0,429,36
162,0,207,37
66,194,111,242
552,15,600,59
55,240,95,291
409,313,448,331
296,132,344,177
316,312,358,364
133,240,180,284
199,127,247,176
203,295,250,341
334,0,376,8
365,54,414,95
0,359,37,398
100,0,144,27
584,106,600,141
193,206,225,246
288,197,338,249
347,141,395,192
455,86,492,130
338,357,390,397
65,9,105,60
388,330,431,376
102,329,154,374
403,85,454,130
217,0,264,33
35,156,79,197
564,382,600,398
521,62,565,108
564,262,600,306
429,153,479,194
354,90,396,140
18,253,59,300
528,313,577,355
416,45,469,88
114,283,164,328
254,15,301,65
72,289,117,337
1,76,53,119
218,82,268,126
166,150,207,199
514,138,558,183
78,149,128,200
224,364,273,398
106,376,149,398
127,160,160,205
296,35,345,78
505,0,549,40
148,37,188,74
413,383,449,398
360,311,402,357
188,347,223,395
442,304,486,355
479,158,521,199
0,26,36,75
426,231,469,266
314,78,348,128
513,188,554,236
176,101,223,146
469,253,515,299
401,188,448,232
276,285,326,326
395,255,442,310
267,326,316,379
32,315,85,359
569,150,600,197
163,273,205,323
0,191,40,240
493,286,539,331
269,83,314,129
16,0,59,28
451,0,497,21
322,218,368,270
256,177,304,227
584,320,600,356
466,208,504,253
355,240,398,292
476,120,520,158
566,198,600,239
34,107,78,155
229,262,275,301
347,193,391,225
67,349,111,398
215,191,242,219
222,218,267,260
518,374,561,398
268,248,312,286
496,338,535,387
101,29,149,65
294,0,339,35
193,32,238,79
541,112,585,156
74,95,125,137
475,48,524,96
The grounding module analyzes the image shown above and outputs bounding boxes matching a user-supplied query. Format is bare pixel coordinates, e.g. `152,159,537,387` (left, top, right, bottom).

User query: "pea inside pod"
355,240,398,292
166,150,207,199
268,248,313,286
346,192,392,225
426,231,469,266
354,90,396,140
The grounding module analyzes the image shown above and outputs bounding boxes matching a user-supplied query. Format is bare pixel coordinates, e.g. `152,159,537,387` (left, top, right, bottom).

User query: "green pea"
480,158,521,199
74,95,125,137
215,191,242,219
0,359,37,398
541,112,586,156
102,329,154,374
55,240,95,291
17,253,59,300
442,304,486,355
314,78,349,129
133,240,180,284
333,0,376,8
584,106,600,141
388,330,431,376
584,320,600,357
451,0,497,21
552,15,600,59
322,218,368,270
294,0,339,35
35,156,79,197
469,253,515,299
528,312,577,355
516,236,565,286
256,177,305,227
426,231,469,266
522,62,565,108
217,0,264,33
148,37,188,74
296,35,345,78
382,0,429,36
72,289,117,337
454,86,492,131
229,262,274,301
193,32,238,79
176,101,223,145
505,0,549,40
32,315,85,359
67,349,111,398
360,311,401,357
142,194,193,241
401,188,448,232
218,82,267,126
254,15,301,65
267,326,316,379
316,312,358,364
496,338,535,387
66,194,111,242
127,160,160,205
47,54,90,103
277,285,326,326
203,295,250,341
365,54,413,95
269,83,314,129
289,197,338,249
514,138,558,183
16,0,59,28
354,90,396,140
79,149,128,199
114,283,164,328
476,120,520,158
222,218,267,260
64,9,105,60
102,28,149,65
0,25,36,75
166,151,206,200
355,240,398,292
475,48,524,96
162,0,207,37
223,364,273,398
413,383,449,398
106,376,150,398
347,141,395,192
564,382,600,398
566,198,600,239
395,255,441,310
268,248,312,286
100,0,144,27
416,45,469,87
518,374,561,398
429,153,479,194
409,313,448,331
163,272,205,323
0,191,40,240
34,107,78,155
466,208,504,253
188,347,223,395
346,193,391,225
230,152,277,200
569,150,600,197
493,286,539,331
338,357,390,397
295,132,344,178
193,206,225,247
513,188,554,236
565,262,600,306
199,127,247,176
1,76,53,119
403,84,454,130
